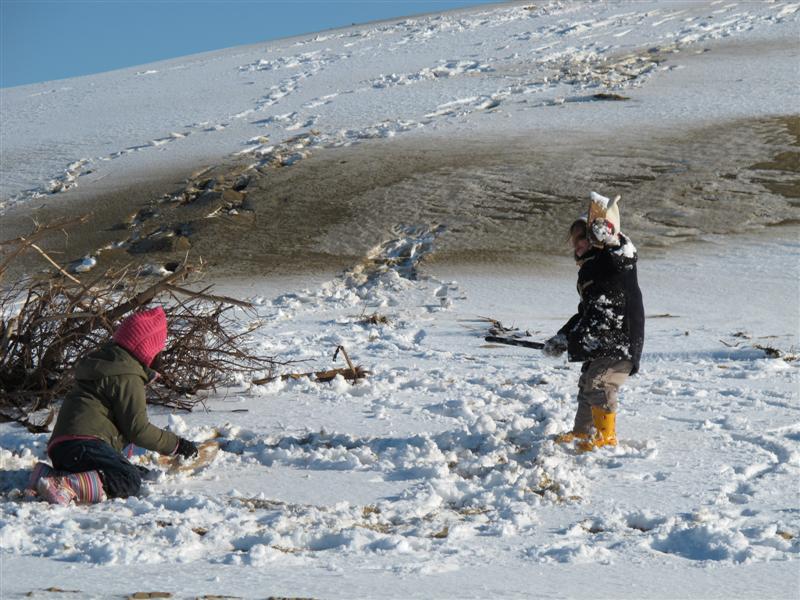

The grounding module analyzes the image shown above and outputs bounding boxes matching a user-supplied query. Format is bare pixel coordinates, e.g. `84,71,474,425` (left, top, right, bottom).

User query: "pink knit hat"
112,306,168,367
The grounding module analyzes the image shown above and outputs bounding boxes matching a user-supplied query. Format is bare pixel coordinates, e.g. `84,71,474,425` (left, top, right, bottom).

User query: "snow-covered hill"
2,1,798,207
1,2,799,599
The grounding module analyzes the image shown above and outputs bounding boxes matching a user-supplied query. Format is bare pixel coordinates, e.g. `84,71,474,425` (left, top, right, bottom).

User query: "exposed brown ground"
2,115,798,281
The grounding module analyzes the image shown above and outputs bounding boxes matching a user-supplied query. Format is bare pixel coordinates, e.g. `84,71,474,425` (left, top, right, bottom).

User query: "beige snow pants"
573,358,633,434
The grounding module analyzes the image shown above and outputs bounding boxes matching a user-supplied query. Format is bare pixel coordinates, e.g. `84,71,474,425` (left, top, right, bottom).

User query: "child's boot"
36,471,106,505
24,461,54,498
577,407,617,452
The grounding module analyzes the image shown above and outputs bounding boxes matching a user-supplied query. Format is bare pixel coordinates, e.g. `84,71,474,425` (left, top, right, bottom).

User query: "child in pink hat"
29,306,199,505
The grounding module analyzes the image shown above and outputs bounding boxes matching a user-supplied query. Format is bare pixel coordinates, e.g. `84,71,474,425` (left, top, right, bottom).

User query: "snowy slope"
1,0,798,209
1,1,799,599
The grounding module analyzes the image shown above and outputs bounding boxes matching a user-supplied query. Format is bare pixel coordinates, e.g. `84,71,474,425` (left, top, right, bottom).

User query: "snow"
1,0,798,210
67,255,98,274
1,1,799,598
2,227,798,598
614,238,637,258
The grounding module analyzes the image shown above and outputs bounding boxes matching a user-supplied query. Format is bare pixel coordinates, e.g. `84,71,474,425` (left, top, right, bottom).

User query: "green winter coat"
49,342,179,455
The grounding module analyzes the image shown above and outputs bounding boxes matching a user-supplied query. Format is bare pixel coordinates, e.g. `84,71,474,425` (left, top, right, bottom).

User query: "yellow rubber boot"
554,431,590,444
577,407,617,452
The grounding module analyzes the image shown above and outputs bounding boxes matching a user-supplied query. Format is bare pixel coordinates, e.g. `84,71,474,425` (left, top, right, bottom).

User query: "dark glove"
176,438,199,459
543,334,567,358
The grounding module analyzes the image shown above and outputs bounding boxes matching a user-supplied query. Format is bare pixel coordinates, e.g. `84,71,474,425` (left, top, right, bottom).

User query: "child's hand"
543,334,567,357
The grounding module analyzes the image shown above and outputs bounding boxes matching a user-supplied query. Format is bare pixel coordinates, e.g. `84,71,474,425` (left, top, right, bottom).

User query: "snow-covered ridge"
2,0,798,211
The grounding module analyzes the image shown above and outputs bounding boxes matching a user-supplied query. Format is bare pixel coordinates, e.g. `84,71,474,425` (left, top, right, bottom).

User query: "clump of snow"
613,237,637,258
68,255,97,274
590,219,620,247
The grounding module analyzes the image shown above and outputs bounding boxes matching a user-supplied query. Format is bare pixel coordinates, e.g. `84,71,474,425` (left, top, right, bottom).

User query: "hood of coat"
73,342,156,382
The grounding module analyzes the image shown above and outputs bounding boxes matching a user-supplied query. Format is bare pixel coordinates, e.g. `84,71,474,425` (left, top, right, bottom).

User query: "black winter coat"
557,234,645,374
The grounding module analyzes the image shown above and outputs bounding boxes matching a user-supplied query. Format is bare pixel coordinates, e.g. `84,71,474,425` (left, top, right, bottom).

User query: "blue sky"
1,0,504,88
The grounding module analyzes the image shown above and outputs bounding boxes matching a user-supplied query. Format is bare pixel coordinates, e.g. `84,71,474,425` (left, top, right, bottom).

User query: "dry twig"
253,345,368,385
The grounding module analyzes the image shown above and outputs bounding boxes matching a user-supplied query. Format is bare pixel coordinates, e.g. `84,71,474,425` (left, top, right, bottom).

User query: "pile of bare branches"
152,284,279,409
1,216,281,432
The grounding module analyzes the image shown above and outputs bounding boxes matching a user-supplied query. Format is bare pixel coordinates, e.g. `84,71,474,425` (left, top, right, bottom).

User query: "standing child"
30,306,199,505
543,192,645,451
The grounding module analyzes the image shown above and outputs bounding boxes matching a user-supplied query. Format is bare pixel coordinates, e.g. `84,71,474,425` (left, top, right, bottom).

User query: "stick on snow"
484,336,545,349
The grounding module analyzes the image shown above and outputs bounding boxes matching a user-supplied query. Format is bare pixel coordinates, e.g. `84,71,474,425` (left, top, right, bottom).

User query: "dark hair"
567,219,587,243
